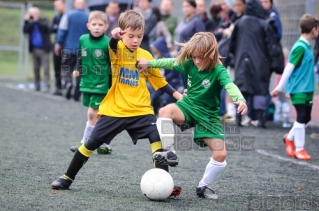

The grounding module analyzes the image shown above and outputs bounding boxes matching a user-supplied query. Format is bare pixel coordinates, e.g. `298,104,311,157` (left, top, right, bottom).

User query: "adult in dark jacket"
229,0,275,127
54,0,89,101
23,7,52,92
51,0,65,96
196,0,214,32
260,0,282,41
134,0,157,53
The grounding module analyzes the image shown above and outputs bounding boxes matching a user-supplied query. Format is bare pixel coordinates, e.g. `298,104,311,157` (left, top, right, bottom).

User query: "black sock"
65,150,89,180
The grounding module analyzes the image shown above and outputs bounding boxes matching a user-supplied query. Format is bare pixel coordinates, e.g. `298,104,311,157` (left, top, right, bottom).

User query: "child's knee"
158,106,170,117
213,150,227,162
87,108,98,121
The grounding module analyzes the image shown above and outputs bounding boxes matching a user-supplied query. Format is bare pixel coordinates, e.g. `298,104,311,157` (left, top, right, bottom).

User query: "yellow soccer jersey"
98,40,167,117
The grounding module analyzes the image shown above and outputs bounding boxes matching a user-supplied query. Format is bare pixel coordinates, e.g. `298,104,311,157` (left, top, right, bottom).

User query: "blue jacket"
152,37,183,87
56,9,89,55
266,7,282,41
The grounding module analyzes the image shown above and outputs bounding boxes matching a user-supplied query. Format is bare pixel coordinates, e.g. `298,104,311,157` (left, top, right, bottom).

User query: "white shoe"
241,115,251,127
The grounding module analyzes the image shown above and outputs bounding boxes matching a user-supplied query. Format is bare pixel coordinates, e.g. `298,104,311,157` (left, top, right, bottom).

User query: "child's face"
121,27,144,51
234,0,245,15
138,0,151,11
311,27,319,39
260,0,272,10
191,53,205,70
87,18,108,37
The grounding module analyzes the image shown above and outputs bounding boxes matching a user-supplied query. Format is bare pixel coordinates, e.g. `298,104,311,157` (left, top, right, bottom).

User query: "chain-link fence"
276,0,319,49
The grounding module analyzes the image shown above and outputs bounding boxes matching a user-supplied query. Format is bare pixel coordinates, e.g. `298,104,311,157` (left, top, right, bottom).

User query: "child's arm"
137,58,181,72
159,84,183,101
109,27,126,54
270,63,295,96
224,83,247,115
270,45,304,97
73,42,82,77
142,58,183,101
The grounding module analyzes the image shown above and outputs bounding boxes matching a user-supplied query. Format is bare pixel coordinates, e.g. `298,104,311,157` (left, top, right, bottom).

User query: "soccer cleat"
283,134,295,157
295,149,311,160
51,176,72,190
170,185,182,197
152,150,179,167
196,186,218,199
97,143,112,154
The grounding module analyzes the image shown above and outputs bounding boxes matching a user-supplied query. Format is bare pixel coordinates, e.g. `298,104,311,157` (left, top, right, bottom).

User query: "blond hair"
118,10,145,31
175,32,222,71
88,11,108,24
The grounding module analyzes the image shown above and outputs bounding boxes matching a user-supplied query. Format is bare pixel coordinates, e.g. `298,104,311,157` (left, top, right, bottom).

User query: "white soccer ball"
140,168,174,201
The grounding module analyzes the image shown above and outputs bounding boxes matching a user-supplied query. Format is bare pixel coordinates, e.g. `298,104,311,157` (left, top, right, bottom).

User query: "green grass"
0,6,54,81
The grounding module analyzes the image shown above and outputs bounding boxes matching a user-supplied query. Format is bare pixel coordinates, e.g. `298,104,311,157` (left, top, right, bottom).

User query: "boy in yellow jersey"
51,10,183,197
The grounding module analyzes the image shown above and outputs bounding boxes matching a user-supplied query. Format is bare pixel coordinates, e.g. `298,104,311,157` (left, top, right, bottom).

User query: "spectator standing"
51,0,66,96
134,0,157,52
196,0,213,32
209,1,223,32
213,0,235,42
260,0,282,41
104,1,120,38
152,7,172,50
174,0,205,51
160,0,178,39
55,0,89,101
23,7,52,92
229,0,279,128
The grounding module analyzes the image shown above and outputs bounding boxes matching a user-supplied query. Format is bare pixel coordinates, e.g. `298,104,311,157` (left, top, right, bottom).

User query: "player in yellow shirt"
51,10,183,197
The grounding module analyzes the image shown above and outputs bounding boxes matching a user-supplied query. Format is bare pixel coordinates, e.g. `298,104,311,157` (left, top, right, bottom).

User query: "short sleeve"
288,46,304,67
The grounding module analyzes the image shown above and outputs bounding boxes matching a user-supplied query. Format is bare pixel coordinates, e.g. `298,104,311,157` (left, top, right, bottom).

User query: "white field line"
256,149,319,170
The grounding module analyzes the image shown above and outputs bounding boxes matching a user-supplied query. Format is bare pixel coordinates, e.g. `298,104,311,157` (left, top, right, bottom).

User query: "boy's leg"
196,139,227,199
42,51,51,91
51,116,122,189
148,129,182,197
155,104,186,154
32,50,41,91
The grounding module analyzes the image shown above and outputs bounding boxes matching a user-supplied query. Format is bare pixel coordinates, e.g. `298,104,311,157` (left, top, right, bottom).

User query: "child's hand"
73,70,80,77
270,89,280,97
54,43,61,56
173,92,183,101
233,101,247,115
111,27,126,39
136,58,148,72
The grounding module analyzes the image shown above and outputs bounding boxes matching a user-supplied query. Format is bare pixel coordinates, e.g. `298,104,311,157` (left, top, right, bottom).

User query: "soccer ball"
140,168,174,201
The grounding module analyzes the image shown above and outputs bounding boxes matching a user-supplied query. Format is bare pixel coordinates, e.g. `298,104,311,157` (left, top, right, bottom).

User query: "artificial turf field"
1,82,319,211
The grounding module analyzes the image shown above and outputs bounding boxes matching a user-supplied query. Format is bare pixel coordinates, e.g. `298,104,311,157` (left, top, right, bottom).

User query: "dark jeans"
61,54,81,100
219,89,226,116
53,52,62,90
32,48,50,90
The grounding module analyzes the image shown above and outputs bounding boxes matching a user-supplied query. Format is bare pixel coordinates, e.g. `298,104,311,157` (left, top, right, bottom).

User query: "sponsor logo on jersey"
119,68,139,86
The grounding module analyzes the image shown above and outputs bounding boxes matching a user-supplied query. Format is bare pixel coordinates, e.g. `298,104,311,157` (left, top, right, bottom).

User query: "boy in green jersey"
271,14,319,160
70,11,112,154
137,32,247,199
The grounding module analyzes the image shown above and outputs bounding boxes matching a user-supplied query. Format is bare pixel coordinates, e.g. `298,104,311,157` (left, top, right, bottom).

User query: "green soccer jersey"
288,39,311,68
148,58,245,118
78,34,111,94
